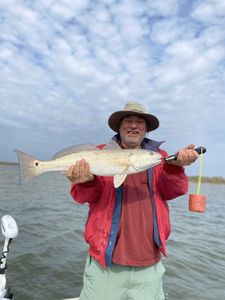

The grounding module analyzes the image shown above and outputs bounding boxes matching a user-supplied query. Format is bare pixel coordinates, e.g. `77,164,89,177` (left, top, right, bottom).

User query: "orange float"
189,194,206,213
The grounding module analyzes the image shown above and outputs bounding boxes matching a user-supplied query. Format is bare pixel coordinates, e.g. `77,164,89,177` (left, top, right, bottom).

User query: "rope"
197,148,204,195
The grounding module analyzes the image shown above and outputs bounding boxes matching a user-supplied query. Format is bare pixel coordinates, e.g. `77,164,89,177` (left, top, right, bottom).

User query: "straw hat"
108,101,159,133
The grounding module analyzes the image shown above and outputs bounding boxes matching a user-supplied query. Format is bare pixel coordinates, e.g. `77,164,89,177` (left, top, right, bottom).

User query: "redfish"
15,141,162,188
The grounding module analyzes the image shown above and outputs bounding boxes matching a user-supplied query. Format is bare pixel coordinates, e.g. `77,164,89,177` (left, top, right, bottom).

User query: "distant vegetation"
189,176,225,184
0,161,18,166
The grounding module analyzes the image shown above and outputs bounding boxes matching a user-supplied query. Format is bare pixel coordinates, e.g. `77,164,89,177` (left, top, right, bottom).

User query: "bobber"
189,194,206,213
189,147,206,213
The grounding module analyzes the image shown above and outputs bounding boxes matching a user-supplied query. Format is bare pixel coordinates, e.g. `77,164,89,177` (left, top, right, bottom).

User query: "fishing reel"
0,215,18,300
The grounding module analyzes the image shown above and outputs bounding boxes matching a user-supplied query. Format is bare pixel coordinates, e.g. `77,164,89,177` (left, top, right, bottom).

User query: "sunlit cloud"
0,0,224,176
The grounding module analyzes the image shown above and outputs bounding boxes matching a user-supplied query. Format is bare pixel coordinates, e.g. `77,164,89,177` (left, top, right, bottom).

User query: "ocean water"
0,165,225,300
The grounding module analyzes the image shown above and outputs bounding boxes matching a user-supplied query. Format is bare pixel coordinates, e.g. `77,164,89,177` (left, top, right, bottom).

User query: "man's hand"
169,144,199,166
66,159,94,183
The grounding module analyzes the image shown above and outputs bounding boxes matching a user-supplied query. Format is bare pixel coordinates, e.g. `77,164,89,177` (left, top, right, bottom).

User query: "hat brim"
108,111,159,133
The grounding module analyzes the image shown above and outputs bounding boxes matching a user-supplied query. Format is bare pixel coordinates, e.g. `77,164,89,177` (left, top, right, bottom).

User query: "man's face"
119,115,147,149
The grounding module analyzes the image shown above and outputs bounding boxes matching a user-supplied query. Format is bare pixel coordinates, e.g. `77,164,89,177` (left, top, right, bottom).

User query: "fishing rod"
0,215,18,300
164,146,206,162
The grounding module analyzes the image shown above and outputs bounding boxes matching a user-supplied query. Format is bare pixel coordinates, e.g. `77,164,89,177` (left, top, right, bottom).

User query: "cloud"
0,0,224,176
191,0,225,24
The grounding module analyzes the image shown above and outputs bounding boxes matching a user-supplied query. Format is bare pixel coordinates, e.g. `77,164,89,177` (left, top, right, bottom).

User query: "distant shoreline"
0,161,224,184
0,161,19,166
188,176,225,184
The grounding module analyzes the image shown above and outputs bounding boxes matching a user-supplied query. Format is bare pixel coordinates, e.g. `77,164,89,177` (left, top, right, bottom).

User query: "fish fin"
104,141,121,151
113,173,127,188
52,144,98,159
14,150,43,184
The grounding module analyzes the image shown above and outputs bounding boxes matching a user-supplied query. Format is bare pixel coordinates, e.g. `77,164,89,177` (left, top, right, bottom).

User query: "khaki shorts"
79,255,165,300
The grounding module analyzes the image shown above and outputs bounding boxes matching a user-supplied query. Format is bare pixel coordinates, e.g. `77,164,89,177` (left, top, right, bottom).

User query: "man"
66,101,199,300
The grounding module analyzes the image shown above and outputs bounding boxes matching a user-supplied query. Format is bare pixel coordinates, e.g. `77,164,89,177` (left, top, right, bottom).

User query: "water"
0,165,225,300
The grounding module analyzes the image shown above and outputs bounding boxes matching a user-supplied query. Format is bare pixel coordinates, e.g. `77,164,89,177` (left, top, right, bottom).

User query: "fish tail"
14,150,43,184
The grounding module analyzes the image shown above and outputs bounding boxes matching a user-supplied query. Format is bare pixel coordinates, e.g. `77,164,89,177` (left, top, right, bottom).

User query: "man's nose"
130,121,138,127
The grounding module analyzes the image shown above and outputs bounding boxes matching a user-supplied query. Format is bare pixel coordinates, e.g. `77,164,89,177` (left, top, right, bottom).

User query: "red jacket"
70,140,188,268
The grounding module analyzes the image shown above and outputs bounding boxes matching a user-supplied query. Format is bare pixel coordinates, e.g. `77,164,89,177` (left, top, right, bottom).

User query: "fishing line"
197,147,204,195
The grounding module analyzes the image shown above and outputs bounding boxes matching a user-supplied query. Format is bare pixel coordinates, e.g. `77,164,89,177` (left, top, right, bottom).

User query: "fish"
14,141,162,188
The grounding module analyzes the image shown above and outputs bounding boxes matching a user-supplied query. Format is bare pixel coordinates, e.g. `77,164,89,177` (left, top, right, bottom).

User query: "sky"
0,0,224,177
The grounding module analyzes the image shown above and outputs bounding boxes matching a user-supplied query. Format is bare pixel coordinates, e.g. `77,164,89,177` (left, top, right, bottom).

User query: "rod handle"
165,146,206,162
194,146,206,155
